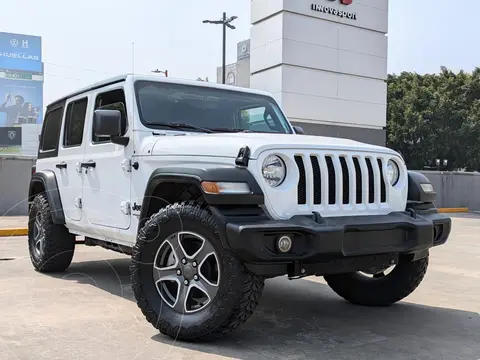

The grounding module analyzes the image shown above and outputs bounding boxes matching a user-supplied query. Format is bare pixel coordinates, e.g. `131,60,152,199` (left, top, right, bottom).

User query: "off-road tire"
324,255,429,306
130,201,265,342
28,193,75,272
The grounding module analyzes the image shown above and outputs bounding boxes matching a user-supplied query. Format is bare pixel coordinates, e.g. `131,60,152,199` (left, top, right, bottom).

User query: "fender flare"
407,171,436,203
29,170,66,224
139,165,264,223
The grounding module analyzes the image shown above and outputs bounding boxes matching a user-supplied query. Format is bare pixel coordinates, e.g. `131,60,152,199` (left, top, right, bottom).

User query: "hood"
149,132,398,159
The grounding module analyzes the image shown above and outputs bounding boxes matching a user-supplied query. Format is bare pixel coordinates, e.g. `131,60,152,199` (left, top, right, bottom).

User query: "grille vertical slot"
365,158,375,203
377,158,387,203
295,156,306,205
353,157,362,204
310,156,322,205
325,156,336,205
339,157,349,204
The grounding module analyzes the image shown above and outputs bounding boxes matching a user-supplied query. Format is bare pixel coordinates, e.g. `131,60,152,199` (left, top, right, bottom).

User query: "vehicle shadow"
54,257,480,360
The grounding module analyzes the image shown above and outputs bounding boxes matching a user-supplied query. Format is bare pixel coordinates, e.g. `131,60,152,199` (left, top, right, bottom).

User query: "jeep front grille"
294,153,388,208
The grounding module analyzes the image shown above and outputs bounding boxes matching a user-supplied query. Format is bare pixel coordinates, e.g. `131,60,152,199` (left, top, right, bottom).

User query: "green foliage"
386,67,480,171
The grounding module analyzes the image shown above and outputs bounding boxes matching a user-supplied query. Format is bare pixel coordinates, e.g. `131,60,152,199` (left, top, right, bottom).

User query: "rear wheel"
324,255,429,306
28,194,75,272
130,201,265,341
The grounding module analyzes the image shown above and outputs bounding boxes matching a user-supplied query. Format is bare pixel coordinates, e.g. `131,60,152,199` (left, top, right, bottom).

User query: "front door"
56,96,89,222
81,86,132,230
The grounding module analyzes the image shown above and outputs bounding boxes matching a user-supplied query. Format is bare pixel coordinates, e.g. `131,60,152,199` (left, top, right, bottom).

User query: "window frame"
37,103,65,159
62,96,89,149
91,87,128,145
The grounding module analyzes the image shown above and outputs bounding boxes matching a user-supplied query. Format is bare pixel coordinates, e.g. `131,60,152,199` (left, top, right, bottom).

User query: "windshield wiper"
210,128,252,133
149,122,214,134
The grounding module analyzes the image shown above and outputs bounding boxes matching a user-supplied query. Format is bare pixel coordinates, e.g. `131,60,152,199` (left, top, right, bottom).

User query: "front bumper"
212,208,451,276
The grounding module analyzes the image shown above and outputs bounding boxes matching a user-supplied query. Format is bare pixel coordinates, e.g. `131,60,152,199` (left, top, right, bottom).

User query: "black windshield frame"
133,80,294,134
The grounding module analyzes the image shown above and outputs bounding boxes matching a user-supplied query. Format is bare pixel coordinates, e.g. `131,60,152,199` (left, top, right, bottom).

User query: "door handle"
55,162,67,169
80,161,96,169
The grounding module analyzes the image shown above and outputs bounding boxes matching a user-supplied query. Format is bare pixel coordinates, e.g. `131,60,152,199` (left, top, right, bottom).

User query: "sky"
1,0,480,106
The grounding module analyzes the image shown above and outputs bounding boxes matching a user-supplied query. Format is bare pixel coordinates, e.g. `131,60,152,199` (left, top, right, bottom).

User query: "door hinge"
74,197,82,209
121,159,132,172
120,201,131,215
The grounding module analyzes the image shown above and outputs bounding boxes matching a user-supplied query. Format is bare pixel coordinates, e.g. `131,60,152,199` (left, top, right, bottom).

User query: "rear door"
56,95,89,222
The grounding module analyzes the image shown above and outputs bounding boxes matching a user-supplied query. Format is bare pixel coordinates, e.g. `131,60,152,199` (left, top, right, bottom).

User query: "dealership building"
217,0,388,145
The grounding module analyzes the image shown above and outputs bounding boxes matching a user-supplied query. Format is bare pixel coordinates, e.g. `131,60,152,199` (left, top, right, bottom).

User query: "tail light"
31,165,36,177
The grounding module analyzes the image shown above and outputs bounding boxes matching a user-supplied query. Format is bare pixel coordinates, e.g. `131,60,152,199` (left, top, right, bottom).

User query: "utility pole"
203,13,237,84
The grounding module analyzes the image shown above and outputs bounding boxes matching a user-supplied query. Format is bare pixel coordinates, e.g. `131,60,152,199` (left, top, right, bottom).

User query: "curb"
437,208,469,213
0,228,28,237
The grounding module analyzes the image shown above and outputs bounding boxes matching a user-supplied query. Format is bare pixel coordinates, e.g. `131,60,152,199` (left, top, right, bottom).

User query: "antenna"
132,42,135,75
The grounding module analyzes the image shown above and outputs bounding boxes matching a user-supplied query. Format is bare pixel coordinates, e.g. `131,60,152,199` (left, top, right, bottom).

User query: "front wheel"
324,255,429,306
130,202,265,341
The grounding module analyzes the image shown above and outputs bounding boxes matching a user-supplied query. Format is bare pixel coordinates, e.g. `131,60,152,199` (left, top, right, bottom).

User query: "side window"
63,97,88,147
93,89,127,143
39,107,63,157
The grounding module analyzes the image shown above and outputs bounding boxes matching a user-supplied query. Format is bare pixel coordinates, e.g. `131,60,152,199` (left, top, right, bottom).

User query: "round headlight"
386,160,400,186
262,155,286,187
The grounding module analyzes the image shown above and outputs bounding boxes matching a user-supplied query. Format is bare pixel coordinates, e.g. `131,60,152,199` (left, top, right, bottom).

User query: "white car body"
34,74,407,247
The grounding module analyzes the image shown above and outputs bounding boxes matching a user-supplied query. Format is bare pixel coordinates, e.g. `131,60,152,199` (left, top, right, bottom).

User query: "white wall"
250,0,389,132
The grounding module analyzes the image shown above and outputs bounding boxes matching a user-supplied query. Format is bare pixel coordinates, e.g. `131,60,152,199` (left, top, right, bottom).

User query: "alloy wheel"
153,231,220,314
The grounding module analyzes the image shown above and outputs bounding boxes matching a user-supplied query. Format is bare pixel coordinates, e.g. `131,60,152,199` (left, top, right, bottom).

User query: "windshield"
134,81,293,134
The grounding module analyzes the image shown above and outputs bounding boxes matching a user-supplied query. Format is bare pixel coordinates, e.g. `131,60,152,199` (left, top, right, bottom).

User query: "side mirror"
93,109,121,137
93,109,129,146
293,126,304,134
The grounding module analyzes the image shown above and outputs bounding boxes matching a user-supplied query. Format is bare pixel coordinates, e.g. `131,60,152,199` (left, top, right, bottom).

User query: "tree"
386,67,480,171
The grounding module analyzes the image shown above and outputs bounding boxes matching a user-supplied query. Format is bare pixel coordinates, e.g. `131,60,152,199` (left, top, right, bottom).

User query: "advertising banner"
0,32,42,73
0,78,43,126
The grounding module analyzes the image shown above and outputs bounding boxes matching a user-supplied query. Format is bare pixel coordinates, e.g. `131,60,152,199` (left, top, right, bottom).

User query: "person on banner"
18,102,38,124
0,93,25,126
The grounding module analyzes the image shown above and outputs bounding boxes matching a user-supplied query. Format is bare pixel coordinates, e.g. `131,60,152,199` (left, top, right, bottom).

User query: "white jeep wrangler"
28,74,451,341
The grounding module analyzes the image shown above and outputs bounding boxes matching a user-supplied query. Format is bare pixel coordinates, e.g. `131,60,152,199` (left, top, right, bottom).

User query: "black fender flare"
407,171,436,203
29,170,65,224
139,165,264,224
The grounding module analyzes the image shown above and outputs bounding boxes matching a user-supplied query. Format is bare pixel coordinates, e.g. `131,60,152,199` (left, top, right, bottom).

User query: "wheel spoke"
168,233,189,261
196,277,218,300
35,214,42,230
173,283,189,314
153,267,180,284
192,238,216,264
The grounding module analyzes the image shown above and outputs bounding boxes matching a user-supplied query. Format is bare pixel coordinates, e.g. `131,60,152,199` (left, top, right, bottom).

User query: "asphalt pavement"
0,214,479,360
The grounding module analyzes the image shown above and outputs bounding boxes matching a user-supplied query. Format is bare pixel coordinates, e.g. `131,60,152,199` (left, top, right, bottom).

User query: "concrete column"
250,0,389,145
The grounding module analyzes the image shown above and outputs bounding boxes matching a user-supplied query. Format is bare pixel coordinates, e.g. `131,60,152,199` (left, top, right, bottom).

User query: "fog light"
277,235,292,253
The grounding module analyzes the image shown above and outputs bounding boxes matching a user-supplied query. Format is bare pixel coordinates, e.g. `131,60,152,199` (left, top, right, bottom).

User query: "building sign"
0,32,43,73
5,71,33,80
237,39,250,61
311,1,357,20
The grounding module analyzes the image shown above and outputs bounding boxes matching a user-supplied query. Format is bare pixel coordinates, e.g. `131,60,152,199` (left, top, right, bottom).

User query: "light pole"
151,69,168,77
203,13,237,84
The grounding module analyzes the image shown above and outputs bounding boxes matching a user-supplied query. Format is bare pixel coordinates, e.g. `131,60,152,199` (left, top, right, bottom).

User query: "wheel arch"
138,166,264,231
29,170,65,224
